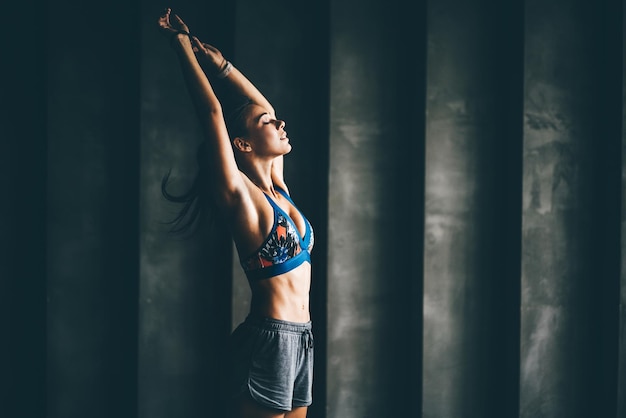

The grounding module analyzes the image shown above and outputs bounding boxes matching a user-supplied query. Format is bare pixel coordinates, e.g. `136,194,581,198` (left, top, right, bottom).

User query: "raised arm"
158,9,247,206
191,38,289,193
191,38,276,118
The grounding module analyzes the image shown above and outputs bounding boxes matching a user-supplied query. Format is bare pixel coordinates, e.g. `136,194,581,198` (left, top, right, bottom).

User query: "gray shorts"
228,315,314,412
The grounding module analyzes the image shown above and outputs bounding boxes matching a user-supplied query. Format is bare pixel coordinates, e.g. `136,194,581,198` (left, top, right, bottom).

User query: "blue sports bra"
240,187,314,280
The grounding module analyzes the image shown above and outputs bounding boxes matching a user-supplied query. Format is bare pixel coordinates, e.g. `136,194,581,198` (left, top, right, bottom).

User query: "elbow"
193,93,223,116
201,102,223,117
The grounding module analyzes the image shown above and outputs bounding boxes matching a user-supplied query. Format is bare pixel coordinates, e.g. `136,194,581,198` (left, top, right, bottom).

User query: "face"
240,104,291,157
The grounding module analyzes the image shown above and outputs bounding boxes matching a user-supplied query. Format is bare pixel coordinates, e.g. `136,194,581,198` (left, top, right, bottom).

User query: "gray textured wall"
327,0,422,416
617,2,626,417
422,0,522,416
2,0,624,418
520,0,621,416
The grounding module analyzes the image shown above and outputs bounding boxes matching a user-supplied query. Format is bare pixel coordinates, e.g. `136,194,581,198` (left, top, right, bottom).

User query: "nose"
275,119,285,130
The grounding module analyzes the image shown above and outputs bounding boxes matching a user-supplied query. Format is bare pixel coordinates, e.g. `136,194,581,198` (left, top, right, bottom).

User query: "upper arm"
172,40,248,206
201,116,265,240
201,110,248,206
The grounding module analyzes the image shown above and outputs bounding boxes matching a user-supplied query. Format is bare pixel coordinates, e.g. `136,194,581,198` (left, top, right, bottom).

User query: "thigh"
285,407,308,418
234,394,287,418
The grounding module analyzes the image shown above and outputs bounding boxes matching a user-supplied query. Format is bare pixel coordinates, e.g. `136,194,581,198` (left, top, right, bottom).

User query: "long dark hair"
160,142,210,235
161,96,254,235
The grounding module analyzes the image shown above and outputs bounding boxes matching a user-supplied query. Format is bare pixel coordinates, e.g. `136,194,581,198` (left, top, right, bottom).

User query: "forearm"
171,35,242,193
199,56,275,117
172,34,222,116
220,66,276,117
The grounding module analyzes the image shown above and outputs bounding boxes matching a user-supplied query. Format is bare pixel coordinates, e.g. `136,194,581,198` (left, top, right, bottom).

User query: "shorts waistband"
244,315,312,334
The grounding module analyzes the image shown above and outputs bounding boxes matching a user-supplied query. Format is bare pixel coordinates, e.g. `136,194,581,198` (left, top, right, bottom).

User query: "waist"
244,314,312,333
248,266,311,322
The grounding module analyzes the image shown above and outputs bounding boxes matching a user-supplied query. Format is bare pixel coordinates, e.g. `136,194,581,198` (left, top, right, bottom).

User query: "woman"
157,8,314,418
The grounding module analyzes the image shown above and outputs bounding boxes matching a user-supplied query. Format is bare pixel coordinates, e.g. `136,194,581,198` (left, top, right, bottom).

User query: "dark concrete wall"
1,2,47,418
520,0,622,417
44,1,140,417
617,0,626,417
327,1,424,417
422,0,522,417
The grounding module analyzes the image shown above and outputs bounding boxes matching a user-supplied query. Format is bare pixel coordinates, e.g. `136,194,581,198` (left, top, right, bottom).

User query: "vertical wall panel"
594,0,623,414
616,1,626,417
520,0,620,416
138,2,234,418
327,1,419,417
46,1,140,417
422,1,522,417
396,1,428,414
1,2,48,417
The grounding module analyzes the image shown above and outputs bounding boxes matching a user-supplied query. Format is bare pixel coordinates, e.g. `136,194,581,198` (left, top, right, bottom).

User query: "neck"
240,158,274,195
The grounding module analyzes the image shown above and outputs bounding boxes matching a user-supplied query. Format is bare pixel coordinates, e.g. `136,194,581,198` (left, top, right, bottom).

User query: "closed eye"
254,112,272,125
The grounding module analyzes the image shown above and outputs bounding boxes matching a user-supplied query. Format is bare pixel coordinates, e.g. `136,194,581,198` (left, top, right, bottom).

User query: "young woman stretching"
158,8,315,418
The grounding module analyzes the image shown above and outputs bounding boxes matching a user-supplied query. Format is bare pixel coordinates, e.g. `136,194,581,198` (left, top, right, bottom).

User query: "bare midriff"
248,261,311,323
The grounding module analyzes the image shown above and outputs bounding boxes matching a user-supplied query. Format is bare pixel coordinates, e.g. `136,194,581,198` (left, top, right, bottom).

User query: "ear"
232,137,252,153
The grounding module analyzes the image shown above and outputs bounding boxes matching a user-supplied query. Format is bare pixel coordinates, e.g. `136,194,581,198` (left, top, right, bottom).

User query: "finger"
158,18,171,29
158,9,171,26
158,18,169,29
205,44,218,53
191,36,202,49
173,14,186,26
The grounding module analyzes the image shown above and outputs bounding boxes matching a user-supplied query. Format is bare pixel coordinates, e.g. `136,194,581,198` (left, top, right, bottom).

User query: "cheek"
260,125,279,140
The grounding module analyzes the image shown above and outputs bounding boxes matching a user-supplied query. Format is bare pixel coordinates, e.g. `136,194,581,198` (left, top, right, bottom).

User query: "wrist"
215,60,233,79
170,30,191,47
213,57,227,73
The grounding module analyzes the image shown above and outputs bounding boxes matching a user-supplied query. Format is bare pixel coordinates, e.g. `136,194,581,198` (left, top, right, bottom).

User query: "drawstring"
302,328,314,350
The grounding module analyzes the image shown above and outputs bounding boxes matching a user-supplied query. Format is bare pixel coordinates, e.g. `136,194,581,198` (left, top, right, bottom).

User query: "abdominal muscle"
248,262,312,323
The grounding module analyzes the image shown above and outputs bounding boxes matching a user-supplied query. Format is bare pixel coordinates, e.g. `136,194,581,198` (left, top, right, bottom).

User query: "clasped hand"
158,8,227,73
